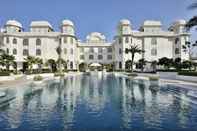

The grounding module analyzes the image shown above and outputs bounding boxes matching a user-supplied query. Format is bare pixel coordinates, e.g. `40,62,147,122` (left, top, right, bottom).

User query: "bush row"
178,71,197,76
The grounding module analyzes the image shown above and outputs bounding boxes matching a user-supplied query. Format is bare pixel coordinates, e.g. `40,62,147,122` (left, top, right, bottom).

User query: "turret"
169,20,186,34
5,20,22,33
61,20,75,36
140,20,162,33
30,21,53,32
117,19,132,35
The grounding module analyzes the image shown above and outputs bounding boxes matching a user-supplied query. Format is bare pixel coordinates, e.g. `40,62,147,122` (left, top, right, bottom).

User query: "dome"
86,32,106,43
6,20,22,28
119,19,131,25
62,20,74,26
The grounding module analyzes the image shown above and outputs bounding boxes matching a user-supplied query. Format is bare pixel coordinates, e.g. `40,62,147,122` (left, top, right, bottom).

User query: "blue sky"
0,0,196,41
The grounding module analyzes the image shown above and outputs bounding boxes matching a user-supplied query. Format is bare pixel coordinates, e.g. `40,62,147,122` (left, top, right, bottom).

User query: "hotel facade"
0,19,190,70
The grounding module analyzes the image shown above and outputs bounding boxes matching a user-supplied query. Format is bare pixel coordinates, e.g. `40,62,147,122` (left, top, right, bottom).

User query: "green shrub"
149,76,159,81
178,71,197,76
0,71,10,76
128,73,138,77
54,73,65,77
33,75,43,81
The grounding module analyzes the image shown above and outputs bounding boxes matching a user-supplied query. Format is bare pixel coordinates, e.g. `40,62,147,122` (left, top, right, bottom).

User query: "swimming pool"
0,73,197,131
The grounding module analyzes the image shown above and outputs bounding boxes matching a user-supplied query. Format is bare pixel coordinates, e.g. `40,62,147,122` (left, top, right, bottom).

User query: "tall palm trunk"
131,53,135,72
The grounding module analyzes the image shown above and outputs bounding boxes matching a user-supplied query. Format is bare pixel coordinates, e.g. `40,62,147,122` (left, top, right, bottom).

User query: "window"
98,48,103,53
119,37,122,44
23,49,29,56
151,48,157,56
107,55,112,60
90,48,94,53
151,38,157,45
36,38,41,46
119,48,122,54
130,38,132,43
23,39,29,46
13,38,17,44
70,62,73,69
175,38,179,44
80,48,84,53
80,55,84,60
89,55,94,60
98,55,103,60
64,48,67,54
119,62,122,69
125,37,129,43
107,47,112,53
6,37,9,43
70,49,73,54
175,48,179,54
36,49,41,56
13,49,17,55
64,37,67,43
70,38,73,44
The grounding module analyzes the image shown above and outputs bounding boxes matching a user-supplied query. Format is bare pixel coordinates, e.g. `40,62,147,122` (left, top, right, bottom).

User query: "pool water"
0,73,197,131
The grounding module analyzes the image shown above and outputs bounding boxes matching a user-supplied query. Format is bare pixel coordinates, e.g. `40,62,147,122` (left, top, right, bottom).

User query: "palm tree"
1,53,15,71
125,44,144,72
186,2,197,30
35,57,43,73
56,44,62,73
138,58,147,72
24,56,36,73
46,59,56,72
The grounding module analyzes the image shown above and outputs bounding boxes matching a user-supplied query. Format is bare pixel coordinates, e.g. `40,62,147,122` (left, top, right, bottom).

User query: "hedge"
178,71,197,76
0,71,10,76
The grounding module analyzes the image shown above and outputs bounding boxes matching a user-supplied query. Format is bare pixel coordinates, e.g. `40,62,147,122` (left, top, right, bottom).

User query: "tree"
158,57,173,70
125,60,132,70
35,57,43,73
182,60,192,71
46,59,57,72
24,56,36,73
56,45,62,73
173,57,182,71
125,44,144,72
151,61,157,72
56,58,67,71
137,58,146,72
0,53,15,71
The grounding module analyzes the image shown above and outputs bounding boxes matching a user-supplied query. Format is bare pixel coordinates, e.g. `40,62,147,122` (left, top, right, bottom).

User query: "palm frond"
188,2,197,10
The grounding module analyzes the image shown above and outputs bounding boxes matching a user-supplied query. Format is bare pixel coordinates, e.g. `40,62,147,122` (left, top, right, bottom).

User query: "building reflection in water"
0,73,194,130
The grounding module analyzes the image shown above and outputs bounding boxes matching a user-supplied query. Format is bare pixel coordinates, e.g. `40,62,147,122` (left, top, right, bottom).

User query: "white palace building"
0,19,190,71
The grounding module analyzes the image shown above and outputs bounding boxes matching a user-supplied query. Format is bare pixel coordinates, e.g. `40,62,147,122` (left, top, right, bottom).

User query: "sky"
0,0,196,41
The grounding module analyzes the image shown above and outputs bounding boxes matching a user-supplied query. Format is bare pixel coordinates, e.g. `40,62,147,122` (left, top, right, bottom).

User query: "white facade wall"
0,19,190,71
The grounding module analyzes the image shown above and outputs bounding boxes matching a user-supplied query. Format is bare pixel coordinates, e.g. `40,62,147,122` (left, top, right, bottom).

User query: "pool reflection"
0,73,197,131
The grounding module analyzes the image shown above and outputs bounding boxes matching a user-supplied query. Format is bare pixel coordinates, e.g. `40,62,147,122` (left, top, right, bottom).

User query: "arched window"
6,37,9,43
70,49,73,54
130,38,132,43
89,55,94,60
64,37,67,43
175,48,179,54
13,49,17,55
107,47,112,53
23,49,29,56
175,38,179,44
70,62,73,69
36,38,41,46
119,62,122,69
13,38,17,44
119,48,122,54
70,38,74,44
125,37,129,43
98,55,103,60
119,37,122,44
151,38,157,45
36,49,41,56
23,38,29,46
151,48,157,56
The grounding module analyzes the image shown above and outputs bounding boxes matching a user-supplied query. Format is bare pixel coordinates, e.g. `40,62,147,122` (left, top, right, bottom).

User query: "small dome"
62,20,74,26
119,19,131,25
86,32,106,43
6,20,22,28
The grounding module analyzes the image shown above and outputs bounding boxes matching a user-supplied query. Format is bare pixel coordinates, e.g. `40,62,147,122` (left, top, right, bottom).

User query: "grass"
149,76,159,81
